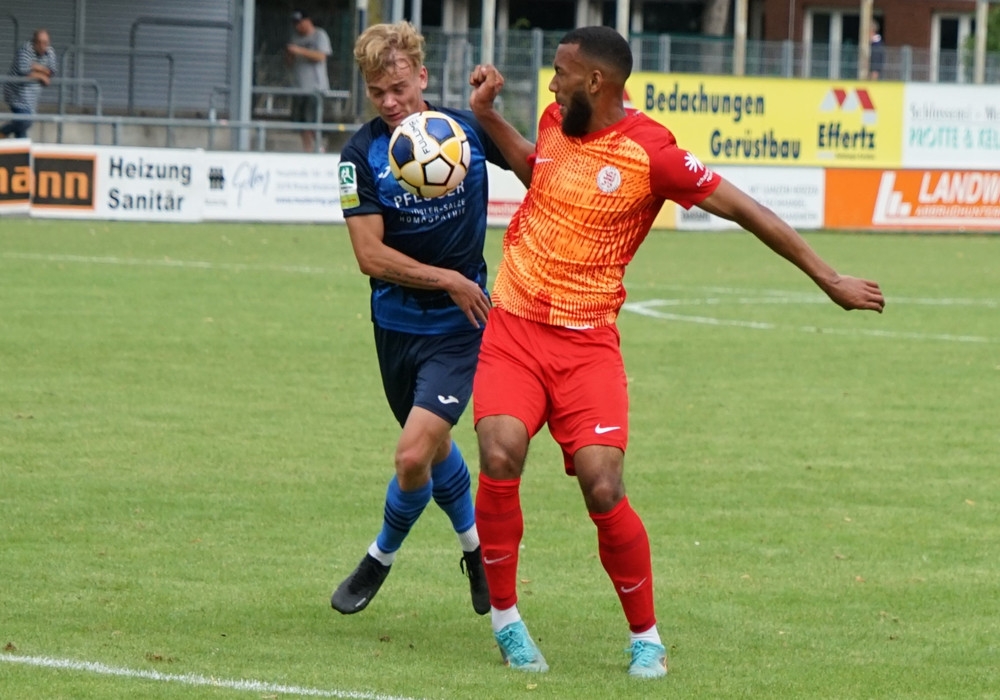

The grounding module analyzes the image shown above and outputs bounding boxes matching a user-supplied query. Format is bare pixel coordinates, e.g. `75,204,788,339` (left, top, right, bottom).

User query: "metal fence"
418,29,1000,142
10,27,1000,150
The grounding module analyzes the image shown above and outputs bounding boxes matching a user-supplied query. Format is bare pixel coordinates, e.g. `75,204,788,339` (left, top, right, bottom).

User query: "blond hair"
353,21,425,83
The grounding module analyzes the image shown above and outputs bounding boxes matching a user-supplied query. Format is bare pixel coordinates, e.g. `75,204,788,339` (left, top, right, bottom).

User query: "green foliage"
988,6,1000,52
1,220,999,699
963,6,1000,53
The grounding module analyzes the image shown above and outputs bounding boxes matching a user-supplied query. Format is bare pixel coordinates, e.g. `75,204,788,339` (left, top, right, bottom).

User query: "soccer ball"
388,111,471,198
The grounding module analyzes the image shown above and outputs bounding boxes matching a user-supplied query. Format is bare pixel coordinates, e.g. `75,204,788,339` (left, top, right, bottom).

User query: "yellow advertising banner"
537,71,904,168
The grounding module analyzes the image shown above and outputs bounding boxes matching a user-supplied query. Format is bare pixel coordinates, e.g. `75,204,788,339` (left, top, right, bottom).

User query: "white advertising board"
903,83,1000,168
202,152,344,222
29,144,204,221
18,145,527,226
676,166,825,230
486,163,527,228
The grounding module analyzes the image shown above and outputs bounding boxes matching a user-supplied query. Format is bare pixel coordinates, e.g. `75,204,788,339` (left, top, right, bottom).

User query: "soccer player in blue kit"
332,21,509,615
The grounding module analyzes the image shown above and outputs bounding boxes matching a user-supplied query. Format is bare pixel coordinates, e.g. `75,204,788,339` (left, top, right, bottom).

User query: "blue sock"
431,441,476,535
376,478,432,554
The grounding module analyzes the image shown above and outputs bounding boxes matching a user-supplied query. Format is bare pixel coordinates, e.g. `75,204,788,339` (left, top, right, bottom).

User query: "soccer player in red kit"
468,26,885,678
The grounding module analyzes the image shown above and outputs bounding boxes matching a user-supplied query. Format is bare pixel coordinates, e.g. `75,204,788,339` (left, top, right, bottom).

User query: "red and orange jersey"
493,103,721,327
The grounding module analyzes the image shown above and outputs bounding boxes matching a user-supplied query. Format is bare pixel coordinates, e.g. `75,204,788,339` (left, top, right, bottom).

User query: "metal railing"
205,86,352,151
127,16,232,115
0,75,103,142
61,44,176,119
0,109,360,151
250,86,351,120
2,13,18,56
8,27,1000,152
421,28,1000,140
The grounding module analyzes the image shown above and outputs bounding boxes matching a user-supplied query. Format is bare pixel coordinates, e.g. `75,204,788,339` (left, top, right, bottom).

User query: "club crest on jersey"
597,165,622,193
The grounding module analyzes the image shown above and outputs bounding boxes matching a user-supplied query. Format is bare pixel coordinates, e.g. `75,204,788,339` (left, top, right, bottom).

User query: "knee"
477,440,524,480
393,444,431,480
583,478,626,514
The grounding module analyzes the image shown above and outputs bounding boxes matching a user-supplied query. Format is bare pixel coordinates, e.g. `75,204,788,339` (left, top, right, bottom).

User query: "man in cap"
286,10,332,151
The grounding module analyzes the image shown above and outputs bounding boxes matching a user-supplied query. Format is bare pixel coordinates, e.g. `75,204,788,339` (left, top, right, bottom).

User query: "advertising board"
202,151,342,222
28,144,203,221
677,166,825,230
903,84,1000,169
538,71,905,168
826,168,1000,230
0,139,32,215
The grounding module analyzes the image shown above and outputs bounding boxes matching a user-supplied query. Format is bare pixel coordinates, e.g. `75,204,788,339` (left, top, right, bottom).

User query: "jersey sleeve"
648,139,722,209
338,136,381,217
480,127,511,170
449,109,511,171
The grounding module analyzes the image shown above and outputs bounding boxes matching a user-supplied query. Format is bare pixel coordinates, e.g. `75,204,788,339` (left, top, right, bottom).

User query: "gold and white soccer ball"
388,111,471,198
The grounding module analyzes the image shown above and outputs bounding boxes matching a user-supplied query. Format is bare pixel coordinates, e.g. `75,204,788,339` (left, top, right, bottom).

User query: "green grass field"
1,219,998,699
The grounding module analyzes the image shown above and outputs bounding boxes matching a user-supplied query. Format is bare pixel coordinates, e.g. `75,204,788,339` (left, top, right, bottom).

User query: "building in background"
0,0,994,145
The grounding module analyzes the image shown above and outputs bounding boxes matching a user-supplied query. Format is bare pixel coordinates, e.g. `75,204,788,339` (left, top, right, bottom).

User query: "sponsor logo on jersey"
338,162,360,209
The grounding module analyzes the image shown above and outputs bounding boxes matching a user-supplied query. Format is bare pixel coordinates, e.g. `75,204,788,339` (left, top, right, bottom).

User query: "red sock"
590,496,656,633
475,473,523,610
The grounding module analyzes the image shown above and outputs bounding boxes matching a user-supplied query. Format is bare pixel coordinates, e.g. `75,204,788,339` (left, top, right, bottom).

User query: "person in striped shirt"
467,26,885,678
2,29,57,139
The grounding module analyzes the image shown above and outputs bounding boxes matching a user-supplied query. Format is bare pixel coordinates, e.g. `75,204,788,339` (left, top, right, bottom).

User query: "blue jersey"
338,106,509,335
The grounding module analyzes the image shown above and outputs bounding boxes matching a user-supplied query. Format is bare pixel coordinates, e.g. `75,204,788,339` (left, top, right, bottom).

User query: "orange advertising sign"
0,146,32,207
826,169,1000,230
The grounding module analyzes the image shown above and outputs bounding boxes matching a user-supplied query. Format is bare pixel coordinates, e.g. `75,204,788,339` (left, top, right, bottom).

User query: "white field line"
5,254,999,308
5,252,995,341
632,284,1000,308
0,653,423,700
2,252,332,275
630,295,999,308
622,299,996,344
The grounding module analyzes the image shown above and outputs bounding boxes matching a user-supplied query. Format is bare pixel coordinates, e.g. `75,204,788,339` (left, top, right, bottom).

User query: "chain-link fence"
11,23,1000,149
417,28,1000,140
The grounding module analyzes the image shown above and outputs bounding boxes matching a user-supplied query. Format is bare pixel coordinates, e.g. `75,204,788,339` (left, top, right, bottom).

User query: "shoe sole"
502,656,549,673
330,593,371,615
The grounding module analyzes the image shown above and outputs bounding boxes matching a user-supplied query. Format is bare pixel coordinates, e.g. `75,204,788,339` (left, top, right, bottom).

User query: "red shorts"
474,307,629,474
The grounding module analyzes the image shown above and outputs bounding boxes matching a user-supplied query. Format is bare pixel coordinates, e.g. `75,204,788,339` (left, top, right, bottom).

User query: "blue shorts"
374,325,482,428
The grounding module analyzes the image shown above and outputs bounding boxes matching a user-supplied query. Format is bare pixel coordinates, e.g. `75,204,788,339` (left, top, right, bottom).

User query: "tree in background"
986,6,1000,52
961,6,1000,78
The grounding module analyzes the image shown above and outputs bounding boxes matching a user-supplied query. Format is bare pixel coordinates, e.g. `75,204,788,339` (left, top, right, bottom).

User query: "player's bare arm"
345,214,490,327
698,180,885,313
469,64,535,187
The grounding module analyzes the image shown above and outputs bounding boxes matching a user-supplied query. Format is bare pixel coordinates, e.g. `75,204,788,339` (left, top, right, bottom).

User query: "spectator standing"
2,29,58,139
286,10,332,152
870,21,885,80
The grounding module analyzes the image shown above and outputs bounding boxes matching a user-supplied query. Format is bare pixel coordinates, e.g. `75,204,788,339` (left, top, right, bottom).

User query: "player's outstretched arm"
469,64,535,187
698,180,885,313
346,214,491,327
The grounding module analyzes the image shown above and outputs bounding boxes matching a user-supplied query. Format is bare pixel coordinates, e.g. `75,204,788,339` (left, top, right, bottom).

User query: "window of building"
803,9,882,80
932,13,976,83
